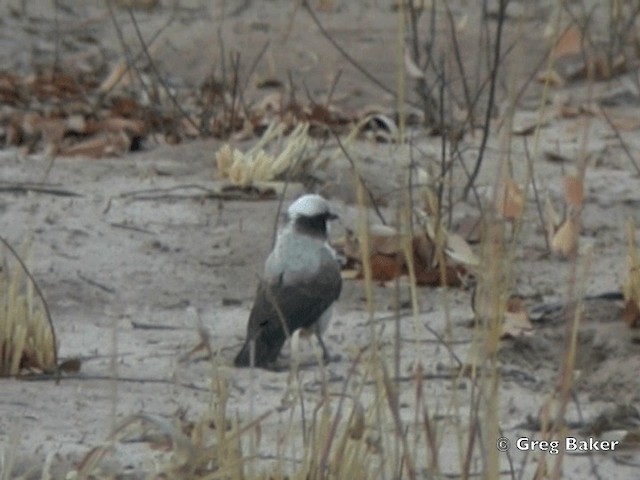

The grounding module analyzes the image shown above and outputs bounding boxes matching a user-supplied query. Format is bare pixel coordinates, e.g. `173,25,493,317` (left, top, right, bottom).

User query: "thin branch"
463,0,508,199
302,0,421,110
126,7,201,134
599,107,640,176
523,136,551,251
331,131,387,225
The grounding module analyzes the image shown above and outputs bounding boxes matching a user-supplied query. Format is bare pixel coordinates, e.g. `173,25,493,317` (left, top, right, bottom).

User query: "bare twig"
126,7,201,134
0,183,82,197
599,107,640,176
331,131,387,225
302,0,420,110
523,137,550,251
463,0,508,199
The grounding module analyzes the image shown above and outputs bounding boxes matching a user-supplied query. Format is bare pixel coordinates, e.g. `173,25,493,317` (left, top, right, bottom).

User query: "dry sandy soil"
2,1,640,478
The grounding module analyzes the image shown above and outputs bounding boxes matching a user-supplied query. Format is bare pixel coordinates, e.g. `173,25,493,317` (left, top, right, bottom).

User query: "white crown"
287,194,331,218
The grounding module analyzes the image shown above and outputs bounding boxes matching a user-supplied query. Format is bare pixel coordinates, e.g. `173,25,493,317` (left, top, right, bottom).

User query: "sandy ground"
2,1,640,478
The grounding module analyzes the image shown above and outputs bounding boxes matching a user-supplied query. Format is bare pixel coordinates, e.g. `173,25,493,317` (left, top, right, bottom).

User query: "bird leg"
315,333,341,363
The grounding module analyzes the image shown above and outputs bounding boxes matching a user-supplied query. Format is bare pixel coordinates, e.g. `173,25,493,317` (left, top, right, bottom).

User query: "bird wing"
248,251,342,336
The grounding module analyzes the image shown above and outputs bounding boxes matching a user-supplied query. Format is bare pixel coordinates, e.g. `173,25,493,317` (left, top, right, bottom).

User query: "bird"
234,194,342,368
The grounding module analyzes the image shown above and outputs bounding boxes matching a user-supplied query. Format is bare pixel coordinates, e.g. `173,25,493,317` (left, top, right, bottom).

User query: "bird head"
286,194,338,238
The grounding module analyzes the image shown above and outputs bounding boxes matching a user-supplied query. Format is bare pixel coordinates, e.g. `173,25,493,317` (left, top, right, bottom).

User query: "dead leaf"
494,178,524,220
624,299,640,328
551,217,579,257
365,253,404,282
60,132,131,158
552,25,583,61
445,232,480,267
544,195,561,243
564,175,584,208
404,49,424,79
99,59,131,93
501,309,534,338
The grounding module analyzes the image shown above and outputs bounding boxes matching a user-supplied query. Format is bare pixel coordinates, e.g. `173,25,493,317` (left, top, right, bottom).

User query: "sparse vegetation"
2,0,640,479
0,237,57,377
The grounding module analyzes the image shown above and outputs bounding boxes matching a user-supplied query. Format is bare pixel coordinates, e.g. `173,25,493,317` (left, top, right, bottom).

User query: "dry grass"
2,0,637,478
0,237,57,377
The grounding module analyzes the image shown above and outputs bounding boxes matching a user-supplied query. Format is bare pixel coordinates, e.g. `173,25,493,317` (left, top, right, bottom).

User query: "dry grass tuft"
0,238,57,376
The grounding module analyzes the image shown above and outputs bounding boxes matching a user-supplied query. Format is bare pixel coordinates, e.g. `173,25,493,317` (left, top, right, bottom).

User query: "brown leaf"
624,299,640,328
364,253,404,282
494,178,524,220
552,25,583,61
564,175,584,208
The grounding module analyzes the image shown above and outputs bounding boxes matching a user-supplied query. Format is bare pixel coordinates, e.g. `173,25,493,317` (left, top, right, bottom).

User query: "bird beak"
328,211,339,221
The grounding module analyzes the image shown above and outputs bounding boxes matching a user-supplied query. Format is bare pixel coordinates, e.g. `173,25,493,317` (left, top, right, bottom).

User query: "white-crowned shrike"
234,194,342,368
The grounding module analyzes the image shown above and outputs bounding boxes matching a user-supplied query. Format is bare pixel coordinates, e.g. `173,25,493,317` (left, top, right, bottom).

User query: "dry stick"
406,0,439,124
100,11,175,97
227,51,242,136
436,55,447,229
126,8,201,134
570,390,604,480
105,0,155,103
463,0,508,199
325,68,343,107
444,2,474,126
0,235,58,371
0,184,81,197
52,0,61,73
238,39,271,119
301,67,343,111
407,2,470,127
331,132,387,225
381,363,417,480
523,136,551,251
599,106,640,176
318,349,365,477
